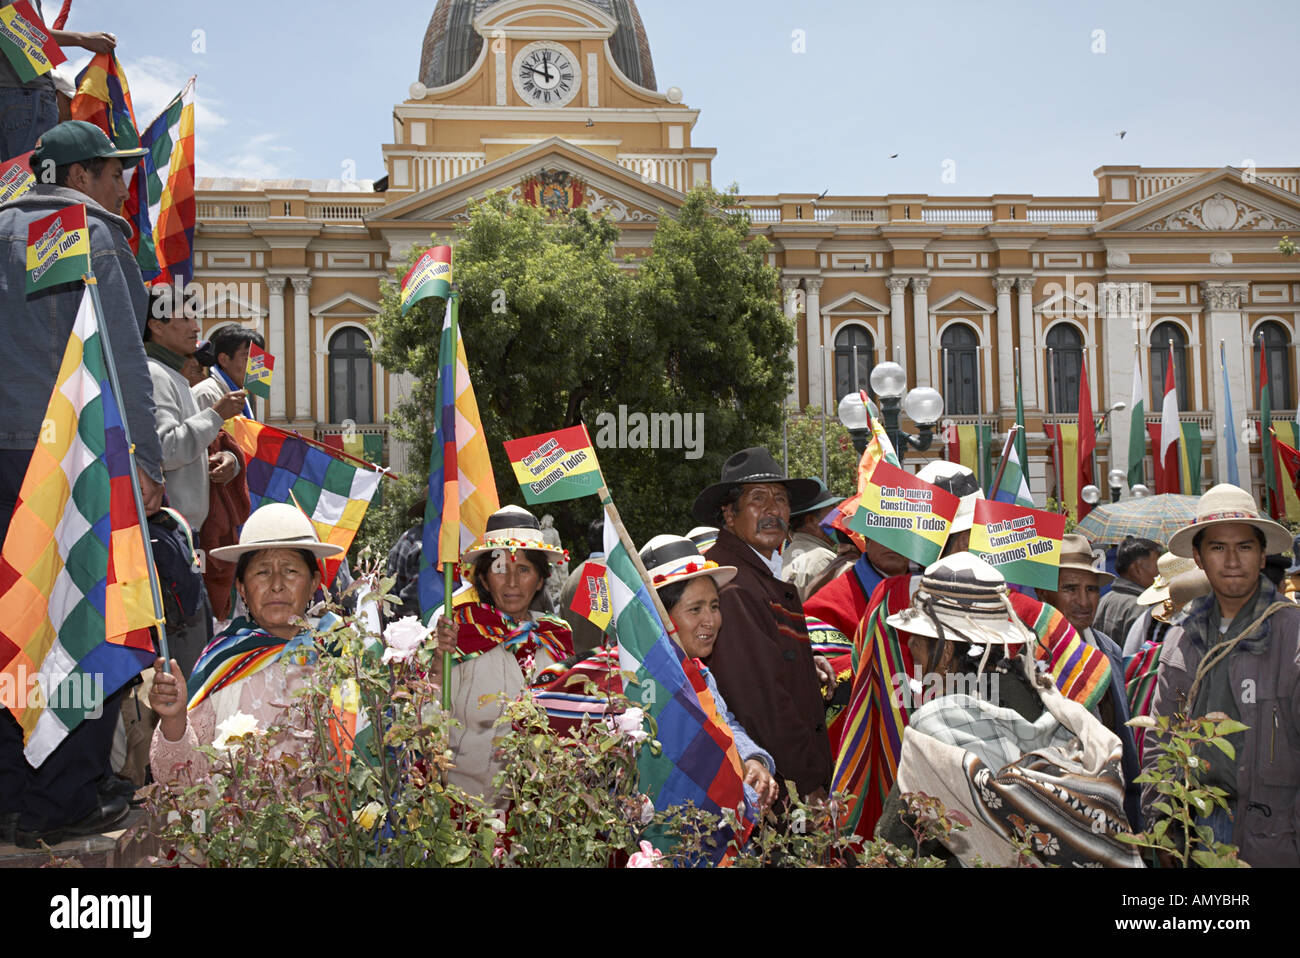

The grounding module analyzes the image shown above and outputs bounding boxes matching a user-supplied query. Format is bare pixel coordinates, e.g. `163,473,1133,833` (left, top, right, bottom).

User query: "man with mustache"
692,447,836,802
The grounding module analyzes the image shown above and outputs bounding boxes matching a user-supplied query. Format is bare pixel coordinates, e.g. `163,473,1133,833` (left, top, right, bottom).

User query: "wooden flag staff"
595,485,682,647
83,273,171,672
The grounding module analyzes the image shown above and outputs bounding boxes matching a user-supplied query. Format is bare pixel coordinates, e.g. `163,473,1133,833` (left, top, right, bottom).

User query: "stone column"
291,277,313,423
805,278,824,409
993,277,1016,412
886,276,909,373
315,315,327,426
781,277,802,407
266,277,287,422
1202,281,1251,489
910,277,932,387
1016,277,1038,408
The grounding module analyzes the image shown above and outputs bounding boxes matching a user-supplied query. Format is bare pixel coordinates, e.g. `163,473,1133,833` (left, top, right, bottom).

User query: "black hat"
1287,535,1300,576
790,476,845,518
690,446,821,525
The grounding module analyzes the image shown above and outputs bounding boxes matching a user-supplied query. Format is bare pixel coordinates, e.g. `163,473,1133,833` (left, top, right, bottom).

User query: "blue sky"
62,0,1300,195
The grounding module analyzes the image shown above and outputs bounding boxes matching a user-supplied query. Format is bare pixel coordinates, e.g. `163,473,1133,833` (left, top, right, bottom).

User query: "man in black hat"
692,447,835,801
0,120,163,848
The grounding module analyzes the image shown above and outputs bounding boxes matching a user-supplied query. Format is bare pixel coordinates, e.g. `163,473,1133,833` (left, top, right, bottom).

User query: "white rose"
612,707,649,744
382,615,430,665
212,712,261,749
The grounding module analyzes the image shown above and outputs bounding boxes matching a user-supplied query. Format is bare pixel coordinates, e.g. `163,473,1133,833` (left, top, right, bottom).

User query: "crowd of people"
0,114,1297,868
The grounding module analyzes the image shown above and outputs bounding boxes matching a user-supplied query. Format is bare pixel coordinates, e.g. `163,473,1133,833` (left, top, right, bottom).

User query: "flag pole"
82,273,170,671
595,485,681,646
441,290,459,710
279,425,396,478
1048,347,1063,508
989,424,1020,499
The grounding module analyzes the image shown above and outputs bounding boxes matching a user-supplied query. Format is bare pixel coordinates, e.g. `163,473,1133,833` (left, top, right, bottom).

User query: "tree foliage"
364,186,794,556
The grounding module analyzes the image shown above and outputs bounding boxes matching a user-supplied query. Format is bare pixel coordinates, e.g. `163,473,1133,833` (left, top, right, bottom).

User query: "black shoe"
0,811,17,845
96,773,137,801
14,797,129,849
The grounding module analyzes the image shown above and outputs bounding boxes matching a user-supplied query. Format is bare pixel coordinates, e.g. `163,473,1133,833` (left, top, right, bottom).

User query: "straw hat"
639,535,736,591
916,460,984,535
691,447,821,525
460,505,568,565
1168,569,1212,611
1167,483,1292,558
1136,552,1198,606
885,552,1029,647
1057,533,1115,586
209,503,344,562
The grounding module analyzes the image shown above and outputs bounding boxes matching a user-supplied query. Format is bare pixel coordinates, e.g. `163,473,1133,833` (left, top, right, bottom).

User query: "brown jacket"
705,529,832,798
1142,579,1300,867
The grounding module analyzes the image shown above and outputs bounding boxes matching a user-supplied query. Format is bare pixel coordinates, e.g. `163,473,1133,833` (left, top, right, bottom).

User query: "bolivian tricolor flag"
0,149,35,204
969,499,1066,591
848,460,958,567
1270,423,1300,524
26,203,89,294
505,424,603,505
568,560,613,632
400,245,451,314
946,423,993,489
1177,422,1202,496
1043,423,1081,520
0,1,64,84
244,342,274,401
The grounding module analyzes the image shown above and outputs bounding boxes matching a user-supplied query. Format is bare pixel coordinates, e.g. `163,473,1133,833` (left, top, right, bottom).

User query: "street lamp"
836,361,943,463
1107,467,1126,503
1131,484,1151,499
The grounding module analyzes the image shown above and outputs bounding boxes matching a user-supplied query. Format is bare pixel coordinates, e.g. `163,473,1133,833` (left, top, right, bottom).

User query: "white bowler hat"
209,503,344,562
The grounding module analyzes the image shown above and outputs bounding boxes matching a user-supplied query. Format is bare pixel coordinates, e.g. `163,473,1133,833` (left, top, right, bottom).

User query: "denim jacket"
1141,577,1300,866
0,185,162,481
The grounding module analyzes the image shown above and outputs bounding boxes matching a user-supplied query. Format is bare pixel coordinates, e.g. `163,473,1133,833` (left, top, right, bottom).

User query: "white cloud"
68,54,295,181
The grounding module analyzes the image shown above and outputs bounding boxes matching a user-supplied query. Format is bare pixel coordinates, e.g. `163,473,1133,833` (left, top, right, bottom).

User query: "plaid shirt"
386,525,423,618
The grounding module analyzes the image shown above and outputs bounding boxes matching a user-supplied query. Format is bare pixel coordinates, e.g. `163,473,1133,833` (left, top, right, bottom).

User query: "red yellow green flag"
968,499,1066,591
568,561,613,632
244,342,274,401
26,203,89,294
400,245,451,314
0,1,64,83
0,149,35,204
847,460,959,567
504,424,603,505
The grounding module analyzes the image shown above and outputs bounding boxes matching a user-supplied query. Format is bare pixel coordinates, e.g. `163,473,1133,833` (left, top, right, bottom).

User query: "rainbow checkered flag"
224,418,381,587
125,78,195,285
601,496,750,861
0,290,159,764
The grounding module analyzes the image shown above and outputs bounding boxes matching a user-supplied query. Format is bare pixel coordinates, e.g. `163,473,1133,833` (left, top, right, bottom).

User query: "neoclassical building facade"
191,0,1300,504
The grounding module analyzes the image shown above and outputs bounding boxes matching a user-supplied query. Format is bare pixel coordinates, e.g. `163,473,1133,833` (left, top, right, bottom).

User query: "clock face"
512,41,580,108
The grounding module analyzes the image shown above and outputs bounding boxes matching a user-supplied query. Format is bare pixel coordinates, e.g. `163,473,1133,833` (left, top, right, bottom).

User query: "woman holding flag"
147,503,343,781
433,506,573,805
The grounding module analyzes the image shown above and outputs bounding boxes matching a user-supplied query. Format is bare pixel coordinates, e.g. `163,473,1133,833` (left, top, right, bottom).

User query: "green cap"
31,120,148,170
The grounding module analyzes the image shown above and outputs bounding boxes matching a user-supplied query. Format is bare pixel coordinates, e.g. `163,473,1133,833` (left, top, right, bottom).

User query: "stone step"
0,810,144,868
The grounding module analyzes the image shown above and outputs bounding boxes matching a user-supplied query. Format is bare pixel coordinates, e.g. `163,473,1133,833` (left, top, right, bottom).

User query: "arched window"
1149,322,1190,409
329,328,374,424
1253,321,1292,410
1046,324,1083,414
941,324,980,415
833,325,874,403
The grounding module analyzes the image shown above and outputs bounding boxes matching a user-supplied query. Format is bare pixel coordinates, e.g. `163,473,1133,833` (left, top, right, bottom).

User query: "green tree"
755,406,859,499
363,186,794,557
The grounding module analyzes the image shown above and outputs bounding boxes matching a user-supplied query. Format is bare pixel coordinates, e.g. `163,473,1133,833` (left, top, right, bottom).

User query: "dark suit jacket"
705,529,833,798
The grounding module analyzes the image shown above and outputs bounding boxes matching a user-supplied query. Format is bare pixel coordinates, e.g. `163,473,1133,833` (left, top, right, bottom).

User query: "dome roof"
420,0,657,91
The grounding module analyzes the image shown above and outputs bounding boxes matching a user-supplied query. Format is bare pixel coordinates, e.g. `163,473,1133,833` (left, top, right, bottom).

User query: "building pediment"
367,136,676,226
1096,168,1300,233
930,291,995,314
314,292,381,316
823,291,889,314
